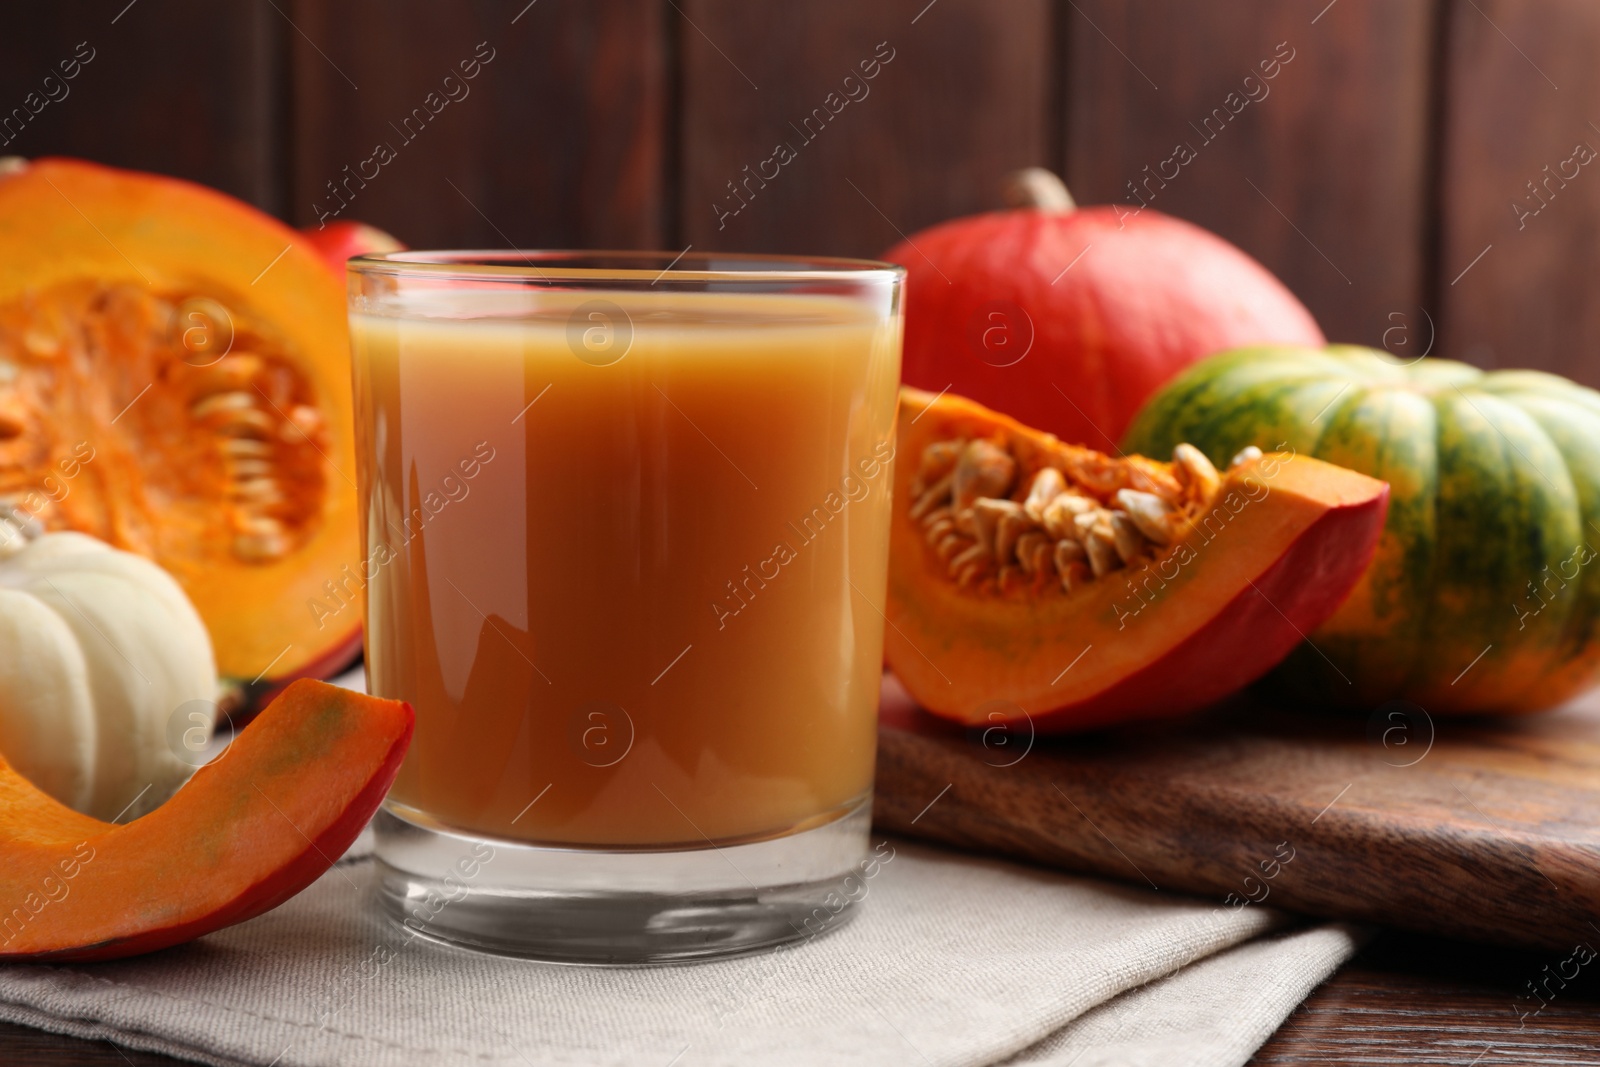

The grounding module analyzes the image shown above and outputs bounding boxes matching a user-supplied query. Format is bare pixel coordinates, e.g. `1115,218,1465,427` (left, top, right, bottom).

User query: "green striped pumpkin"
1123,345,1600,713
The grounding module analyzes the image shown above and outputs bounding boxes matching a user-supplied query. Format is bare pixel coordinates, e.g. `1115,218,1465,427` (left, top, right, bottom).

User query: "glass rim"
346,249,906,285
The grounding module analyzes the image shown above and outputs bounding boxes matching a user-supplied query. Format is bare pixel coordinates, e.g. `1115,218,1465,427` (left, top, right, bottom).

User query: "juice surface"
351,290,900,846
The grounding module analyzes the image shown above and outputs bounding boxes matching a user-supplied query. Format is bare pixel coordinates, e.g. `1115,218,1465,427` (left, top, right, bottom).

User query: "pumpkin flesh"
0,158,360,683
887,388,1389,729
0,679,411,961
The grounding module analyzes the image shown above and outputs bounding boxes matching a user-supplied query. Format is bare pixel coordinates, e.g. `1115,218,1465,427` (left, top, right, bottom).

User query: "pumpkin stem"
1002,168,1076,213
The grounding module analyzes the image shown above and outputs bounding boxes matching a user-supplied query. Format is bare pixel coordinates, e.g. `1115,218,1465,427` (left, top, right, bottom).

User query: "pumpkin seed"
191,391,255,419
1072,509,1105,546
913,440,964,497
230,477,281,500
1173,443,1220,500
1054,536,1086,571
1059,559,1091,594
910,474,953,521
968,502,1003,556
233,516,290,563
953,439,1016,508
189,353,264,398
1114,488,1174,545
1084,524,1122,578
287,404,322,438
1015,530,1052,575
1230,445,1263,468
950,542,990,573
22,331,60,359
974,498,1026,559
219,408,277,436
221,437,273,458
994,505,1036,563
229,458,273,479
1109,511,1145,564
1022,467,1066,522
955,559,989,588
1042,492,1096,540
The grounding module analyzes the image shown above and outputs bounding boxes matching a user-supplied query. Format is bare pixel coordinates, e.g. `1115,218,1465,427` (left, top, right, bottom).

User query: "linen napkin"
0,829,1354,1067
0,665,1357,1065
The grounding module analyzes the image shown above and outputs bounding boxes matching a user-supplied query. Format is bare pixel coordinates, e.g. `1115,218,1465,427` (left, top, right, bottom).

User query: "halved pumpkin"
0,680,411,962
887,387,1390,730
0,157,360,684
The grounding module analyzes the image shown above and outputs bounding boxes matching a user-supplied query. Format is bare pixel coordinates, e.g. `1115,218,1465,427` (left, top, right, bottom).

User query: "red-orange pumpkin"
884,170,1325,450
299,220,405,275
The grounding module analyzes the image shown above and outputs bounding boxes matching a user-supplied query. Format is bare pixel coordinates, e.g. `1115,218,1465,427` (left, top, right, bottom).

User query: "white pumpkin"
0,526,217,820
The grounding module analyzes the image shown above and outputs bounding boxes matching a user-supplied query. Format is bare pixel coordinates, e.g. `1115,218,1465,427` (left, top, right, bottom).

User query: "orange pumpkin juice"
352,289,900,847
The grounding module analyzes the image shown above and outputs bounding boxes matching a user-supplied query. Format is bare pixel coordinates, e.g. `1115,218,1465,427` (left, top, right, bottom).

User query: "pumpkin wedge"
887,388,1389,730
0,157,361,685
0,680,411,962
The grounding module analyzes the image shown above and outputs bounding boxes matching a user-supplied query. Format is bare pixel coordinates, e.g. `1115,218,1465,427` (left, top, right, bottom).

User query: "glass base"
372,795,871,964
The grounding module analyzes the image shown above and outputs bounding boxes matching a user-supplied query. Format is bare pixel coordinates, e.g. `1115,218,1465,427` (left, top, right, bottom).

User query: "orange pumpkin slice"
0,680,411,962
0,157,360,684
887,387,1390,730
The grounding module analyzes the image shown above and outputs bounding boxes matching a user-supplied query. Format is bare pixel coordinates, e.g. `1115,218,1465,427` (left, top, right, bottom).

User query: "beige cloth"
0,829,1354,1067
0,670,1355,1064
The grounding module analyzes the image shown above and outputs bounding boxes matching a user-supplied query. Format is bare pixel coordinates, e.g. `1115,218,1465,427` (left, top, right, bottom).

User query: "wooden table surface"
3,927,1597,1064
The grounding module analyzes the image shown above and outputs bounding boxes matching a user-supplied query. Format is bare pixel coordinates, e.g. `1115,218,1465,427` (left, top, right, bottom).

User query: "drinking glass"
347,251,903,962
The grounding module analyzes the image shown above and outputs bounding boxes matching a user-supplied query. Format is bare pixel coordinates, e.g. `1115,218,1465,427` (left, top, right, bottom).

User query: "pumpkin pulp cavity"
0,280,328,566
0,158,361,683
908,425,1259,598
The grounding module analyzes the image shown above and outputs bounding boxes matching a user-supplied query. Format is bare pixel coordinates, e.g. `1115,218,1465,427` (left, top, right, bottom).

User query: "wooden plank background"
1065,0,1436,364
0,0,1595,386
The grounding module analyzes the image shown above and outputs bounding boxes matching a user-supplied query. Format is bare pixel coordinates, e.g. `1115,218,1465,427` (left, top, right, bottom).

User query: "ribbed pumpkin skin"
1123,345,1600,713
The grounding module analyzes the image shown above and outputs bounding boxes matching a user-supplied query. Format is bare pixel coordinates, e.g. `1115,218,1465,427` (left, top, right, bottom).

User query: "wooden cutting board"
872,674,1600,951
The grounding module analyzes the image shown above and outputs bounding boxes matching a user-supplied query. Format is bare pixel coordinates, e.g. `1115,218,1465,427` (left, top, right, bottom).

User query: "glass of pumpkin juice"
347,252,902,962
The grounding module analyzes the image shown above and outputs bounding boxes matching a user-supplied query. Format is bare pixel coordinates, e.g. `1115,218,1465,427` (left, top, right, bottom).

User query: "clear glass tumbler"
347,252,902,962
